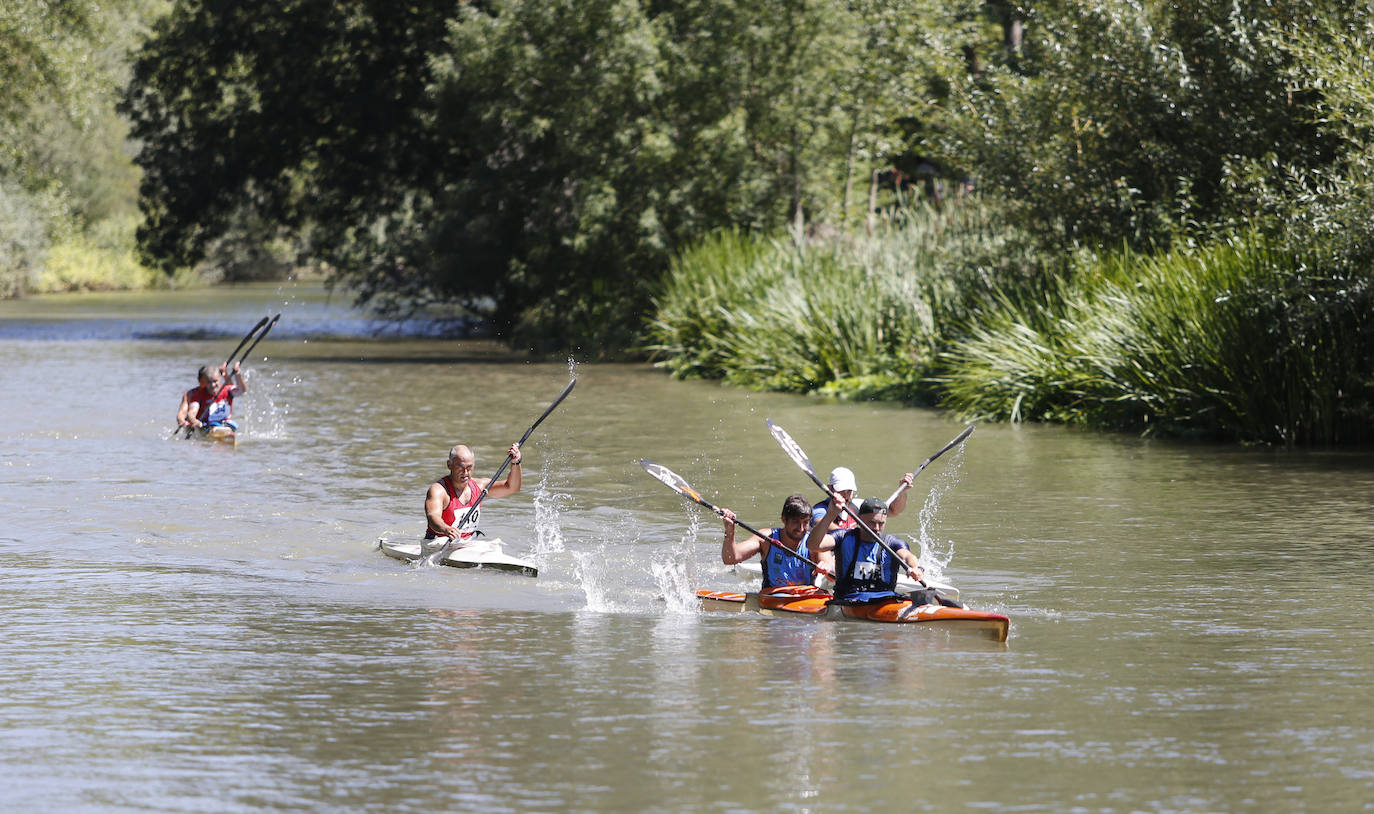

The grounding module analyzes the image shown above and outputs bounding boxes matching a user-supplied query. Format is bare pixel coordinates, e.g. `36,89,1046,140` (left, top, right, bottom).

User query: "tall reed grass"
940,232,1374,444
649,205,1372,445
647,201,1031,400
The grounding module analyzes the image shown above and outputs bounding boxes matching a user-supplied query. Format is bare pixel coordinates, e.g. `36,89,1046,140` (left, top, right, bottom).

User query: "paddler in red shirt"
424,442,523,543
176,361,246,431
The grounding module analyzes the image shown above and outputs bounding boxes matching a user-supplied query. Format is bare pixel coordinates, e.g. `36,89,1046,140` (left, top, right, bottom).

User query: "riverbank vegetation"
651,3,1374,444
5,1,1373,443
1,2,165,297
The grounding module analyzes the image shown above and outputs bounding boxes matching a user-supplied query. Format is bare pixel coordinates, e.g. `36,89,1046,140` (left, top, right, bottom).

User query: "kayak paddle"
230,312,280,371
765,418,930,584
884,424,975,507
224,315,270,371
424,377,577,566
639,459,836,580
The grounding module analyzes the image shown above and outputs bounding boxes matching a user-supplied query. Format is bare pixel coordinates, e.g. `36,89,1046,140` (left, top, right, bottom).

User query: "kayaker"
808,496,937,606
811,466,915,534
424,442,522,542
176,361,246,432
720,495,834,590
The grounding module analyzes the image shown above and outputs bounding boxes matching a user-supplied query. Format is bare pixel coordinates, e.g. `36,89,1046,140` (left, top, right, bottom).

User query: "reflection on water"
3,285,1374,811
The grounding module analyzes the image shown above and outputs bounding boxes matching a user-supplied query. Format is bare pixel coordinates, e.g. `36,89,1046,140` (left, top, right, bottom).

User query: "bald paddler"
424,442,522,543
720,494,834,591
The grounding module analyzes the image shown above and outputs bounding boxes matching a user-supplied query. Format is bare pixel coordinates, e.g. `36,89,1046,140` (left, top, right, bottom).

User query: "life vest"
760,528,813,589
832,528,905,605
425,475,482,540
186,383,235,426
811,498,859,532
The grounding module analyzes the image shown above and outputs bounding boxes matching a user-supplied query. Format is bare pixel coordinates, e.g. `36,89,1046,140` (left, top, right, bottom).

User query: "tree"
122,0,982,350
936,0,1351,250
1,0,162,296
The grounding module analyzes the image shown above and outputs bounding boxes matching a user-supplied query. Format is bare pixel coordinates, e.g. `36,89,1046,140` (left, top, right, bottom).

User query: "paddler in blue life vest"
808,496,933,606
719,494,834,591
811,466,916,535
424,442,522,543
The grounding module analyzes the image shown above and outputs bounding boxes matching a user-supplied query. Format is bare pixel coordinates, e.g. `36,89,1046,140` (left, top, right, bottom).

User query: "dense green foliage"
8,0,1373,442
120,0,960,351
648,1,1374,444
940,235,1373,443
1,1,165,296
935,0,1355,249
648,202,1033,397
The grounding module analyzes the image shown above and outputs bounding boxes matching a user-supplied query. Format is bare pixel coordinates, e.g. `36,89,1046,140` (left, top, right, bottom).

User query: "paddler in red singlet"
176,361,246,431
424,442,523,543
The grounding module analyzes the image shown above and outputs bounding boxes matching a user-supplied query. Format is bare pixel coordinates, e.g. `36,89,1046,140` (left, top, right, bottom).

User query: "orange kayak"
696,588,1009,642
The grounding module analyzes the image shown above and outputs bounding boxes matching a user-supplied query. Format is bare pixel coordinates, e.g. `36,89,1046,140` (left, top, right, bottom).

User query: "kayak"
697,587,1009,641
183,425,237,446
377,536,538,578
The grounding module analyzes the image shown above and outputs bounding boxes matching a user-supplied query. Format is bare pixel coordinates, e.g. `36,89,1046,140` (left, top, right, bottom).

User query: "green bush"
34,215,161,293
939,232,1374,444
647,200,1033,399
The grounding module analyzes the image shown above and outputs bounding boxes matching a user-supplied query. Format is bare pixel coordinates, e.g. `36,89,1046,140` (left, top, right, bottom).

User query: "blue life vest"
832,529,906,604
761,529,812,589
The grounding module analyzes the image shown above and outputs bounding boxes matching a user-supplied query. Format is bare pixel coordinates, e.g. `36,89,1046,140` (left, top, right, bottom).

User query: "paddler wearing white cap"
810,465,915,535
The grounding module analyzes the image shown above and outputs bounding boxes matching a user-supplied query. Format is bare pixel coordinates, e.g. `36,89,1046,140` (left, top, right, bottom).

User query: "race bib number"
206,399,231,424
455,506,481,534
852,558,881,581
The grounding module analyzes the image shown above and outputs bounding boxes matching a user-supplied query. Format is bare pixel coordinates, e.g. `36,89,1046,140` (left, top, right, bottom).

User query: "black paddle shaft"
231,313,280,370
223,316,269,373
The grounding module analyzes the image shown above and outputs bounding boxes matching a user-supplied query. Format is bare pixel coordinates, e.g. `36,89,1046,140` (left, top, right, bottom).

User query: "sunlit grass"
647,201,1029,400
940,232,1374,443
649,208,1373,444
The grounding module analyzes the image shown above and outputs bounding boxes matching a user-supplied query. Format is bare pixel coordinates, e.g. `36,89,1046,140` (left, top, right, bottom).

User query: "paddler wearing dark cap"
806,496,924,605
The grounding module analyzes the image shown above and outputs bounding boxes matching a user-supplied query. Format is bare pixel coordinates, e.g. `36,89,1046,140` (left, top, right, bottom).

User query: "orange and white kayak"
696,587,1009,642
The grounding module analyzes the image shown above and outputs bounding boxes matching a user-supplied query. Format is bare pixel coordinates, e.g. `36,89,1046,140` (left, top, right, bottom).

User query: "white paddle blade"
639,459,706,502
765,419,815,475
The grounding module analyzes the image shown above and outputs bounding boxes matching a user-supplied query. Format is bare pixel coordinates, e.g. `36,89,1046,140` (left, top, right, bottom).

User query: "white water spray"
653,511,703,615
909,444,967,584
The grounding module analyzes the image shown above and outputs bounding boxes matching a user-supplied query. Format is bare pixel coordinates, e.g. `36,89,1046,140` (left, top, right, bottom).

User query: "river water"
2,283,1372,812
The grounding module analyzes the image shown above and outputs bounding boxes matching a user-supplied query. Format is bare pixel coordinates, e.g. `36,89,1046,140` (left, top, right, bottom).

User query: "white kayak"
377,536,538,578
731,561,959,601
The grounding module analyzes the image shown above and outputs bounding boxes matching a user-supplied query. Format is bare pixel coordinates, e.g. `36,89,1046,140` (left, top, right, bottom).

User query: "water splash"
653,511,703,615
245,364,290,439
909,443,968,584
572,542,631,613
531,477,571,559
